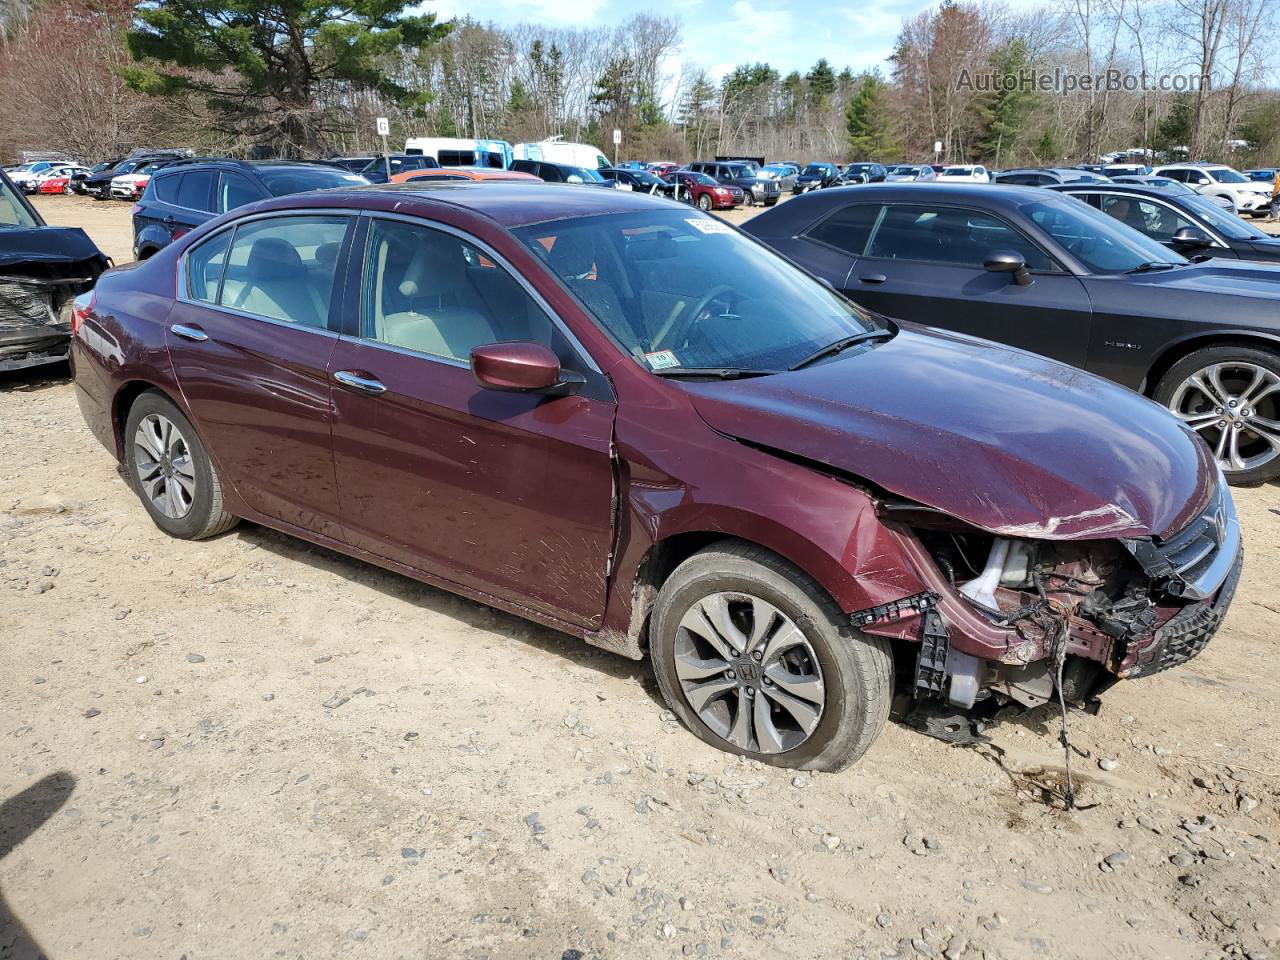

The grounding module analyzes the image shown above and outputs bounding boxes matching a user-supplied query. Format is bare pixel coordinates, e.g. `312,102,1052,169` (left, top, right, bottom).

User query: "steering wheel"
661,284,737,351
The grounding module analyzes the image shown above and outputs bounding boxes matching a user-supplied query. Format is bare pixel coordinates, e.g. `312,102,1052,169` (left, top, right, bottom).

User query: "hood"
1126,258,1280,298
683,326,1214,540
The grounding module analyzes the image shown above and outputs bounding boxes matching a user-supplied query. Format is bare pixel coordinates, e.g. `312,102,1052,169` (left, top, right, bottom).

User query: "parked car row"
69,179,1246,775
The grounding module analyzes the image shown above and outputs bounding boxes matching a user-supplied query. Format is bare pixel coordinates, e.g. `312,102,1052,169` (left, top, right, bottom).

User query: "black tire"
697,193,712,212
93,186,109,201
764,198,778,207
123,391,239,539
650,541,893,771
1152,344,1280,485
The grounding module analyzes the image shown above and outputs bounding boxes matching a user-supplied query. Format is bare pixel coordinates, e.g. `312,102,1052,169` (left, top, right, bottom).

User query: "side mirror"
984,250,1033,286
1170,226,1211,249
470,341,583,395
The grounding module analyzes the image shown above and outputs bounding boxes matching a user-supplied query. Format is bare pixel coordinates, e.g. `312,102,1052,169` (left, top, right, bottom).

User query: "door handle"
170,323,208,342
858,273,887,284
333,370,387,395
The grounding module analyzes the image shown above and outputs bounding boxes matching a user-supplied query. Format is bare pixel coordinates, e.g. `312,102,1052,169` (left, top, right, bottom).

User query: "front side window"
864,205,1055,271
360,218,563,363
513,209,881,374
216,216,348,327
805,203,882,257
217,171,261,213
0,175,40,229
1100,195,1197,242
259,167,366,195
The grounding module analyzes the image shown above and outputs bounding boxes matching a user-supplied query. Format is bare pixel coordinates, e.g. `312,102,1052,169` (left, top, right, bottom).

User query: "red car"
664,170,738,210
38,176,73,195
70,184,1238,770
648,162,679,178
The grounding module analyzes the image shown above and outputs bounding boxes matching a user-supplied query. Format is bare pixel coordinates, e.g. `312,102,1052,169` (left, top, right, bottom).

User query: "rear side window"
154,173,181,204
806,204,882,257
437,150,475,166
176,170,214,210
187,229,230,303
215,216,348,328
866,205,1055,271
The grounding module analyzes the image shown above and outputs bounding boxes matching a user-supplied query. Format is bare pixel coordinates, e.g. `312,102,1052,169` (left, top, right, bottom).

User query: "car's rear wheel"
124,392,238,539
1154,345,1280,485
697,193,712,211
650,542,893,771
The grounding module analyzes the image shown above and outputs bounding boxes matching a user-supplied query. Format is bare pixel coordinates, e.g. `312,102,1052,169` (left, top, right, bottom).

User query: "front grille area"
1126,481,1241,600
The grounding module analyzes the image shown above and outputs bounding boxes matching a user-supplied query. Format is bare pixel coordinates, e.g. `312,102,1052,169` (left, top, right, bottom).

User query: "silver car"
760,163,798,192
884,164,936,182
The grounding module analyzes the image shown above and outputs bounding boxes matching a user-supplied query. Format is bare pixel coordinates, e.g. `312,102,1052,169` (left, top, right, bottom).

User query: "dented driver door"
327,214,618,629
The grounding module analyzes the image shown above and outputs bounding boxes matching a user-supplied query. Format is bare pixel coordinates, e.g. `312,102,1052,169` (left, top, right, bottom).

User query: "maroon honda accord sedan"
70,182,1241,770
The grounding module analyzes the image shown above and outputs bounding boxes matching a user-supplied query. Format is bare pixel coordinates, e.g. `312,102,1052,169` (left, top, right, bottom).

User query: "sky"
421,0,966,82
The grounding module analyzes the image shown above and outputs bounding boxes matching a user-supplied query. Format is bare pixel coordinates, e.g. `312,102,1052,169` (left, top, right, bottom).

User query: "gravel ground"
1,194,1278,960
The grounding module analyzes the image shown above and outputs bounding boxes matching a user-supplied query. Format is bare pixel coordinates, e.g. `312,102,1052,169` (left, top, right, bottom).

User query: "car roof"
1050,182,1180,200
331,181,681,228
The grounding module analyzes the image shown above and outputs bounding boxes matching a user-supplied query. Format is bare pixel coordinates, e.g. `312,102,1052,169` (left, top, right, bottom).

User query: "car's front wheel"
650,542,893,771
697,193,712,211
1154,345,1280,485
124,392,239,539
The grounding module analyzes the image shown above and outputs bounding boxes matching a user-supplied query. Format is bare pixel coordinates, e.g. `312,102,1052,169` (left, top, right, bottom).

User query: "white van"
513,137,610,171
403,137,512,169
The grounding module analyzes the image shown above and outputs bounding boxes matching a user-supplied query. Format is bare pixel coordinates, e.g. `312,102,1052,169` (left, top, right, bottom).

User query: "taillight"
70,291,94,337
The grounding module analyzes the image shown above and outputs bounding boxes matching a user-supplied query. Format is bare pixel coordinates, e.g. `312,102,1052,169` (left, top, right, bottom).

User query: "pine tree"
123,0,450,156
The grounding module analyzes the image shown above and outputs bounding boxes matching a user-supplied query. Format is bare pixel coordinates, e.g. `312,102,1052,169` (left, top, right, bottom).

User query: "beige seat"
371,232,496,360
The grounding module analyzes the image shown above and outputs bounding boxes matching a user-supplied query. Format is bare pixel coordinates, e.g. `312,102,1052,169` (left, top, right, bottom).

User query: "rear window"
259,167,368,195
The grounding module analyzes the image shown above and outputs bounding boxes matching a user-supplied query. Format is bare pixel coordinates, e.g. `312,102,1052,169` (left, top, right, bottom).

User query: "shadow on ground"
0,771,76,960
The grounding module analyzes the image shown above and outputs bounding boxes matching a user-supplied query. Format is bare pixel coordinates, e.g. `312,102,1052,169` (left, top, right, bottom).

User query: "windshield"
801,164,828,176
1182,194,1267,239
942,167,972,176
0,175,40,229
889,166,917,175
762,165,790,176
1207,168,1248,184
680,172,717,186
563,166,606,183
513,210,880,373
630,170,663,187
261,167,369,194
1022,197,1188,273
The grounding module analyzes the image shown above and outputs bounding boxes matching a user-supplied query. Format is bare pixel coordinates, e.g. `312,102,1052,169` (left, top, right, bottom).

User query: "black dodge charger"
744,183,1280,485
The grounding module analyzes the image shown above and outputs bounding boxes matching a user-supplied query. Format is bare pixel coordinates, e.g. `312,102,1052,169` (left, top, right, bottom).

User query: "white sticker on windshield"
342,175,367,182
686,218,733,235
645,350,680,370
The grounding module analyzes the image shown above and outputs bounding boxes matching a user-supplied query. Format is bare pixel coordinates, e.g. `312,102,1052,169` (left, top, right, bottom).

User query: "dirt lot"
2,195,1279,960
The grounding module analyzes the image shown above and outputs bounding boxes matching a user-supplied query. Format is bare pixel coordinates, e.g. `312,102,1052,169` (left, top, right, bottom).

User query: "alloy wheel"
1169,361,1280,475
674,592,825,754
133,413,197,519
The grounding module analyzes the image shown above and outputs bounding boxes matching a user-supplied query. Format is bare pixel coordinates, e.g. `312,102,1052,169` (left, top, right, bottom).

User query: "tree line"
1,0,1277,168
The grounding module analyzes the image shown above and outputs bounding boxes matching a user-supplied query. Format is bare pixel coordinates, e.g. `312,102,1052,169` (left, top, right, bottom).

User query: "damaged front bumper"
0,227,107,372
853,479,1243,711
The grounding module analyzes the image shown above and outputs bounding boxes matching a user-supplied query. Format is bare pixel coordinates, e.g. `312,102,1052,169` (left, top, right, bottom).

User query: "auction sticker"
645,350,681,370
686,218,732,235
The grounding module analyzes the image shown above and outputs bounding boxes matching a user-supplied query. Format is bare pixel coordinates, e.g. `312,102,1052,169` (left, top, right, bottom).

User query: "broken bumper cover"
1118,546,1242,679
0,321,72,371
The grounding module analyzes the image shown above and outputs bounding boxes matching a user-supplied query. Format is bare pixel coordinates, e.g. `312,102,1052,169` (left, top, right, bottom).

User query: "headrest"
245,237,304,280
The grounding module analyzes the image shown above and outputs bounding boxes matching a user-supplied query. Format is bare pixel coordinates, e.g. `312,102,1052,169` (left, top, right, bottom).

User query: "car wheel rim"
1169,361,1280,475
133,413,197,519
674,592,824,755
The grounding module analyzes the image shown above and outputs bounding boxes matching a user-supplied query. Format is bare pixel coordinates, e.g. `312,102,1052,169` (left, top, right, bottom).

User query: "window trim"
349,211,606,380
812,200,1069,274
215,169,267,215
178,208,358,335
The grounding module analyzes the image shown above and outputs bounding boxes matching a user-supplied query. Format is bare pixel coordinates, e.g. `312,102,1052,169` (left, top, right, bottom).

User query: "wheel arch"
1142,330,1280,396
111,380,185,460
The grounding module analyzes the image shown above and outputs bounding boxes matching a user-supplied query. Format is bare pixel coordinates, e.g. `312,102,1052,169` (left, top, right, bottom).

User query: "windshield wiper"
1126,261,1180,274
651,367,781,380
788,329,895,371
